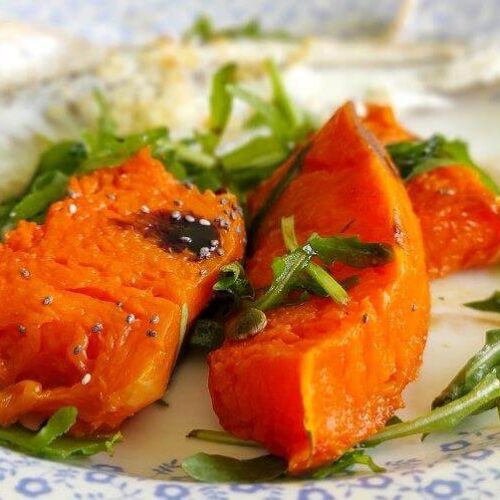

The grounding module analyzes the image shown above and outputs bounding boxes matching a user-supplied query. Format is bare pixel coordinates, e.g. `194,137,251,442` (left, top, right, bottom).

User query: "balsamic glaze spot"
121,210,221,258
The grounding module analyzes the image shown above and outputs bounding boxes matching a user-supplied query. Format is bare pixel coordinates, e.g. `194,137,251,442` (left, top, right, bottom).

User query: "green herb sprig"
183,15,296,43
464,291,500,314
0,406,121,459
1,60,313,237
387,135,500,194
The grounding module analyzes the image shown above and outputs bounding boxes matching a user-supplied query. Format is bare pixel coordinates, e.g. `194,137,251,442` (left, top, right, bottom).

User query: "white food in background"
1,23,500,201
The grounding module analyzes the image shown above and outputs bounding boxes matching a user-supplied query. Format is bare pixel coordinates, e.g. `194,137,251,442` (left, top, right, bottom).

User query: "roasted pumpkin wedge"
0,148,245,434
209,103,430,473
363,104,500,278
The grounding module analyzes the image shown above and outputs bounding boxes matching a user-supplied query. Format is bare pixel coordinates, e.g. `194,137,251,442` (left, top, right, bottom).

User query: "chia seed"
19,268,31,279
198,247,211,259
42,296,53,306
146,329,158,338
91,323,103,333
126,314,136,325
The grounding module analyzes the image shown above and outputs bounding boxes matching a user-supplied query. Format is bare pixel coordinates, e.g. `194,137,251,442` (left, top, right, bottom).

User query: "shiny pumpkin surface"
0,149,245,434
209,103,430,473
363,104,500,278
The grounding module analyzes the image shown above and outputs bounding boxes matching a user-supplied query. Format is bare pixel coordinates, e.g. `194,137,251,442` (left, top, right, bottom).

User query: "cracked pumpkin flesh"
208,103,430,473
363,104,500,278
0,149,245,435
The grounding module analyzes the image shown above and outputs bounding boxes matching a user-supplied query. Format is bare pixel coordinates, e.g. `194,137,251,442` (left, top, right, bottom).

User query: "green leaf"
213,263,254,300
209,63,237,137
387,135,500,195
363,371,500,447
255,246,313,311
0,406,121,458
464,291,500,313
281,216,348,305
304,262,349,305
79,127,169,174
183,432,382,481
309,450,385,479
221,135,289,171
432,329,500,411
308,234,394,268
182,453,286,482
9,171,69,222
38,141,87,176
265,59,301,132
227,84,290,142
183,15,294,43
183,15,215,42
187,429,261,448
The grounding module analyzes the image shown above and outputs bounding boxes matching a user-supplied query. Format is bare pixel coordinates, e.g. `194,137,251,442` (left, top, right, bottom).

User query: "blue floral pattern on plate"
0,428,498,499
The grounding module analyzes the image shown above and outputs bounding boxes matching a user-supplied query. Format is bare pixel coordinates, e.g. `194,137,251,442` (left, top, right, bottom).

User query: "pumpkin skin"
0,148,245,435
209,103,430,473
363,104,500,278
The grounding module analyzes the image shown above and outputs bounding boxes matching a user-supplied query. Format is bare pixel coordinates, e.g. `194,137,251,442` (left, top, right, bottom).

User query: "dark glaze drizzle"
120,210,221,259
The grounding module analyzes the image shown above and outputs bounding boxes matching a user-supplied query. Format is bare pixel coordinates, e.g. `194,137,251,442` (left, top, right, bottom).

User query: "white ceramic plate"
0,92,499,499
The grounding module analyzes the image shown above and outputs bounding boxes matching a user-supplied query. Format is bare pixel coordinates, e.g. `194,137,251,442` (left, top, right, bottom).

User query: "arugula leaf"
363,371,500,447
38,141,87,176
265,59,301,132
9,171,69,223
0,406,121,458
182,453,286,482
209,63,237,138
281,216,348,305
187,429,261,448
387,135,500,194
227,84,291,143
308,234,394,268
79,127,169,174
432,329,500,411
183,432,383,482
308,450,385,479
255,246,314,311
464,291,500,314
213,263,254,300
221,135,288,171
183,15,295,43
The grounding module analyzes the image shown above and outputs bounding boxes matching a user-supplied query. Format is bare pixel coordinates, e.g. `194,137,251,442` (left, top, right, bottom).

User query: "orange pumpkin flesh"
209,103,430,473
363,104,500,278
0,149,245,435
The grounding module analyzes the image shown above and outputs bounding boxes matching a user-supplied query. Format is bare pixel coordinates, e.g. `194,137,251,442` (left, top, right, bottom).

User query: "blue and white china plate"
0,97,499,498
0,2,499,498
